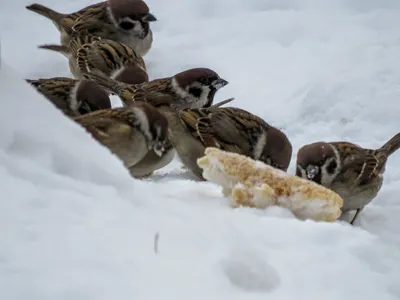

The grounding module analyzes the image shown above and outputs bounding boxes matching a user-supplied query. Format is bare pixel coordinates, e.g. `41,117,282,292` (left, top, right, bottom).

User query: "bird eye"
199,77,211,85
119,21,135,30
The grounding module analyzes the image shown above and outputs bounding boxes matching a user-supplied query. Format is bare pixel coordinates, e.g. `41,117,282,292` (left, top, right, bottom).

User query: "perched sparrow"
72,102,172,177
26,0,157,56
38,34,148,85
156,99,292,180
296,132,400,224
26,77,111,116
84,67,229,109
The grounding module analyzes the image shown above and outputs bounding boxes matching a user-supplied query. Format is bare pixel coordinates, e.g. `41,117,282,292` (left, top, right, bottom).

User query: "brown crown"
297,142,334,167
173,68,219,88
108,0,150,18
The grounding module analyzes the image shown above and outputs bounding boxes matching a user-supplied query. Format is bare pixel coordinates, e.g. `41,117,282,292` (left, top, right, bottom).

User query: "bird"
25,77,111,117
153,97,292,180
128,144,175,178
38,33,148,85
83,67,229,109
25,0,157,56
295,132,400,225
72,102,172,178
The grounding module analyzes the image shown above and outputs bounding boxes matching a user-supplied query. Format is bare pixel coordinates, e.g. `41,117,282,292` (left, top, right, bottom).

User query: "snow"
1,0,400,299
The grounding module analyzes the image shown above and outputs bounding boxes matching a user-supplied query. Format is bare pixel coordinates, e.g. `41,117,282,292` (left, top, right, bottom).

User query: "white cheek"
187,82,210,108
171,79,211,108
131,107,151,143
132,21,142,32
320,158,339,186
253,131,267,160
296,165,307,178
198,86,210,105
320,166,332,185
107,9,142,33
171,78,188,98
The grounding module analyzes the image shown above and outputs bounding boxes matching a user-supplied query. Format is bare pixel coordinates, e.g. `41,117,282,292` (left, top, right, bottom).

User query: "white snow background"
1,0,400,299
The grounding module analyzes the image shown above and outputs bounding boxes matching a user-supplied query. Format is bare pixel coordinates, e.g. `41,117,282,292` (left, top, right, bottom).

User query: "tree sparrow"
38,34,148,85
83,67,229,109
296,132,400,224
154,98,292,180
26,0,157,56
26,77,111,117
72,102,172,177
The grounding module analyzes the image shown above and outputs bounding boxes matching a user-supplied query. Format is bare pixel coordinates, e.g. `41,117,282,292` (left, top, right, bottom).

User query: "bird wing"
73,108,133,137
27,77,74,99
66,2,107,23
141,91,172,107
101,39,146,71
341,152,383,185
178,108,244,153
82,71,135,105
58,2,108,35
204,109,250,153
26,78,78,114
75,39,115,75
58,17,76,35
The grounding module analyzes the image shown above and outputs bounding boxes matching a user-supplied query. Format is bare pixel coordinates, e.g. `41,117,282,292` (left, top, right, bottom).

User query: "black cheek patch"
189,87,202,98
295,166,302,177
326,160,337,174
119,21,135,30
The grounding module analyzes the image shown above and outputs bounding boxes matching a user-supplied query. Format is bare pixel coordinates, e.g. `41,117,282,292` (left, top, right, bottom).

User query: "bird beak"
306,165,318,180
212,78,229,90
153,144,164,157
143,13,157,22
154,148,163,157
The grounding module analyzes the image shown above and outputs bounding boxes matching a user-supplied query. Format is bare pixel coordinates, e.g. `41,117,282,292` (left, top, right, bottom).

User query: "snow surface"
2,0,400,299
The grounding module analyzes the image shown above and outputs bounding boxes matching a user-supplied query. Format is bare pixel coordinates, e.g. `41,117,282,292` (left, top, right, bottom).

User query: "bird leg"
350,209,362,225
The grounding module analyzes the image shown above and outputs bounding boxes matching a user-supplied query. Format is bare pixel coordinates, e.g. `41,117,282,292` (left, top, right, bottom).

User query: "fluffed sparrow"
296,132,400,224
72,102,172,177
154,98,292,180
26,0,157,56
83,67,229,109
26,77,111,116
38,33,148,85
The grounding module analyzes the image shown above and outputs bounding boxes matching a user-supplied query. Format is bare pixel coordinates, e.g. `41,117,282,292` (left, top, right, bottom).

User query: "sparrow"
72,102,172,177
26,0,157,56
155,98,292,180
296,132,400,224
83,67,229,109
26,77,111,117
38,33,148,85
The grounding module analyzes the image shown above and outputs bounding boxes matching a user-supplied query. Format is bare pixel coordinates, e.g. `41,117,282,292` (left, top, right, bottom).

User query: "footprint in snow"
221,249,281,293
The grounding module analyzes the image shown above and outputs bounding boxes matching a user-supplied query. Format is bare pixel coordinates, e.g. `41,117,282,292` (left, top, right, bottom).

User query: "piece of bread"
197,147,343,222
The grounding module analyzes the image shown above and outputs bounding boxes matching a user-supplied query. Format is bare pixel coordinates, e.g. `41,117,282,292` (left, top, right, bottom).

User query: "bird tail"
38,44,70,55
379,132,400,156
210,97,235,108
25,78,41,89
83,71,137,106
25,78,35,84
83,71,121,94
25,3,65,23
